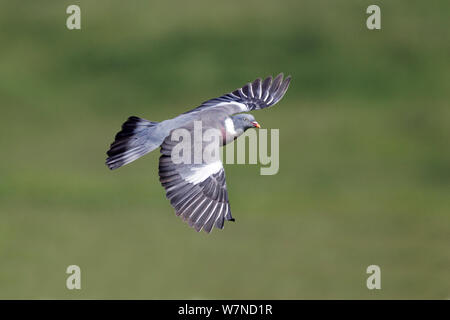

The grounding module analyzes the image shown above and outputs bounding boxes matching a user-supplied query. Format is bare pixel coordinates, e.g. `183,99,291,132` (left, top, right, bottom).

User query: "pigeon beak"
252,121,261,128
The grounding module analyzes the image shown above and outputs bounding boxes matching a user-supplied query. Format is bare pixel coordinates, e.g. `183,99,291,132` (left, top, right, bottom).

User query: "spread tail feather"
106,116,160,170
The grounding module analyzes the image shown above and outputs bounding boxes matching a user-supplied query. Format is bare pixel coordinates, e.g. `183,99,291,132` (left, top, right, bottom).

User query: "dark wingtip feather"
252,78,262,99
272,75,291,102
270,73,284,93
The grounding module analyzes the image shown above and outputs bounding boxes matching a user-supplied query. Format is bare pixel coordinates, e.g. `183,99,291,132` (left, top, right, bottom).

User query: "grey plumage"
106,73,291,233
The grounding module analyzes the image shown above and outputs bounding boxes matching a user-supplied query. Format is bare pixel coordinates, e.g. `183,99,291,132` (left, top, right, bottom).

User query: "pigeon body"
106,74,291,233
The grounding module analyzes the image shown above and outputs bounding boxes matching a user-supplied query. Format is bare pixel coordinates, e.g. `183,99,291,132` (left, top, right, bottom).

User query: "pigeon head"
231,114,261,134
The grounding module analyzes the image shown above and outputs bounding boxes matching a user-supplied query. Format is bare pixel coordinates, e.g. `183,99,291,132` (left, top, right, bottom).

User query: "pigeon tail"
106,116,161,170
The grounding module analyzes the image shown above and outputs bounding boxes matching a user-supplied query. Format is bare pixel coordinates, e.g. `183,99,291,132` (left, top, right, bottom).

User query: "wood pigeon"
106,74,291,233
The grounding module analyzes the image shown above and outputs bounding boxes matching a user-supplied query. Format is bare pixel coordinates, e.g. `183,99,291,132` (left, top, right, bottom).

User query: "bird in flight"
106,74,291,233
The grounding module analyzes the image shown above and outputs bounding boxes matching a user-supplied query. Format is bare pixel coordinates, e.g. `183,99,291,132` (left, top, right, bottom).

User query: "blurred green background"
0,0,449,299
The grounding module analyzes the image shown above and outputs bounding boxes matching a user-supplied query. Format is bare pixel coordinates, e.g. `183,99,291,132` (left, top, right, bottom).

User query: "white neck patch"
224,118,237,135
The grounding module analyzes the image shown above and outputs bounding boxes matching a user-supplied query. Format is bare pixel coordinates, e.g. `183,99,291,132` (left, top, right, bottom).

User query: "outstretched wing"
158,137,234,233
183,73,291,116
